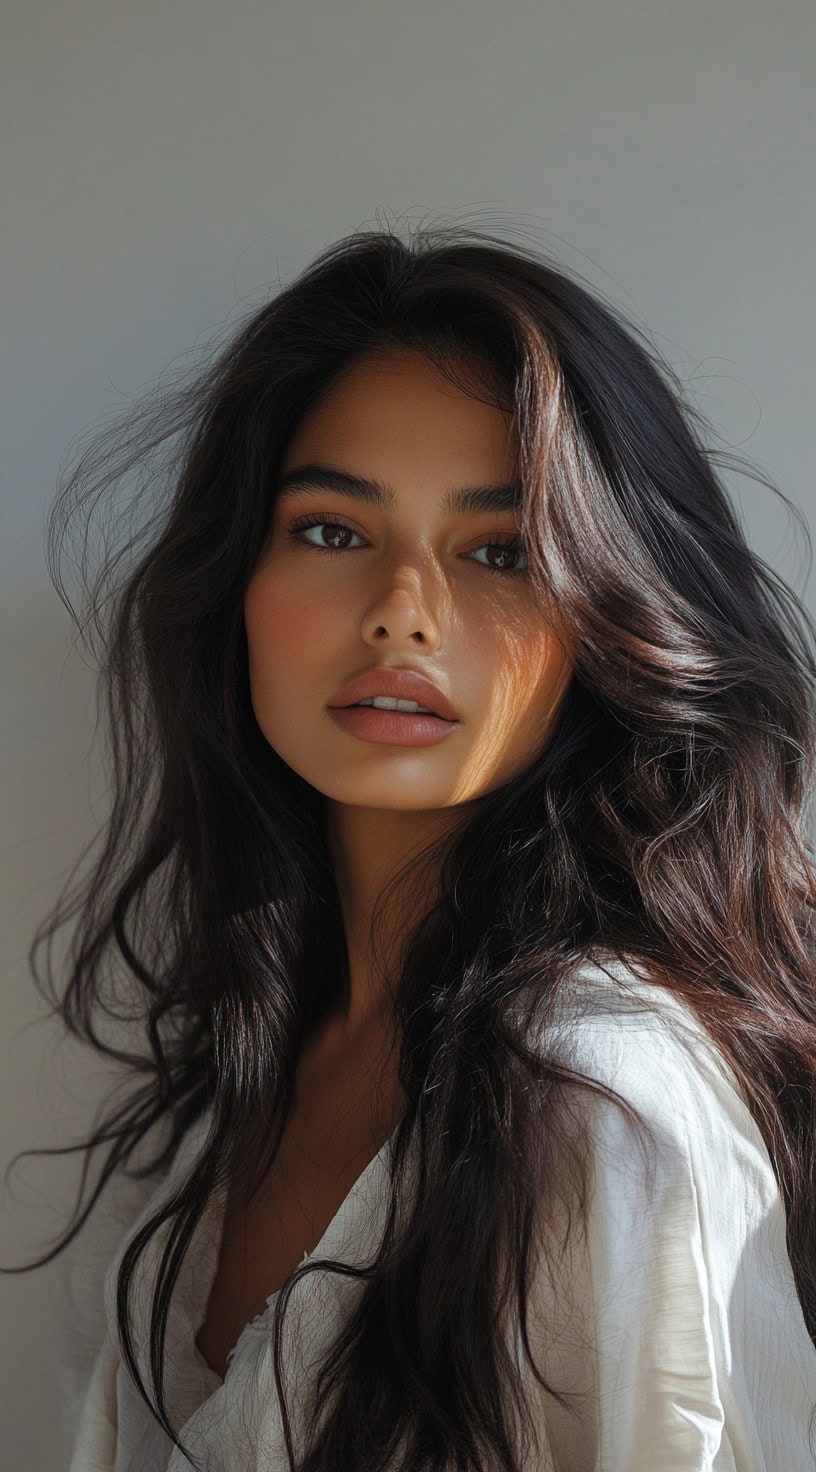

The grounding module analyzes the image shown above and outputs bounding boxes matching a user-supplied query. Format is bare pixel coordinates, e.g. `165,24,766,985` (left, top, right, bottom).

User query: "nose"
360,571,442,650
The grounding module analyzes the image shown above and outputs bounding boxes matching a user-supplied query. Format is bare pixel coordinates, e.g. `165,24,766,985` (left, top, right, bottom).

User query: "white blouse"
57,957,816,1470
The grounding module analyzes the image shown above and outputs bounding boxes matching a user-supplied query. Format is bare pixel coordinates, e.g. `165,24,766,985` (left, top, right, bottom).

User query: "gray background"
2,2,814,1466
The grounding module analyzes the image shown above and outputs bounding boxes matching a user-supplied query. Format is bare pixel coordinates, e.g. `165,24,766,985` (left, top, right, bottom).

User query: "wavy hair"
10,219,816,1470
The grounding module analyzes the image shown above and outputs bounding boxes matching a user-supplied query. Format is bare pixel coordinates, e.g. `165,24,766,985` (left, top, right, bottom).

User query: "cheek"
244,569,330,666
504,628,571,725
529,637,572,725
481,605,548,682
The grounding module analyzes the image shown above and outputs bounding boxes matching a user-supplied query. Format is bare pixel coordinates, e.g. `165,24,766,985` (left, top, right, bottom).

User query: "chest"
195,1030,404,1380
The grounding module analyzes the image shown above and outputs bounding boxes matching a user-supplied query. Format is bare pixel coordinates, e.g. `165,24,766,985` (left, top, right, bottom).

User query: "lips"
328,666,459,722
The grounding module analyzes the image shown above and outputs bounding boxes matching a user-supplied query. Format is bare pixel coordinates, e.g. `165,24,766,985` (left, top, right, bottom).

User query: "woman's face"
244,346,571,813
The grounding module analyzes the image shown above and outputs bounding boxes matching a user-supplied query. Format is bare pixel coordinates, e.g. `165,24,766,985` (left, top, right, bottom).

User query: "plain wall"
2,1,814,1465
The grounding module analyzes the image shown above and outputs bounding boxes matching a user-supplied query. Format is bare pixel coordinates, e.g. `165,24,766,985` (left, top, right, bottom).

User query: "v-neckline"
189,1110,404,1385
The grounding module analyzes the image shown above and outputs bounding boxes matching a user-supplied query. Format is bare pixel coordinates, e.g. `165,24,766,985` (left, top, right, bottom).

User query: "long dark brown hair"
9,219,816,1470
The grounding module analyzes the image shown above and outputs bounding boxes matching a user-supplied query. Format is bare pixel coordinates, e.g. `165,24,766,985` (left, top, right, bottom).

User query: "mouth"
328,703,460,747
327,667,460,722
344,701,454,722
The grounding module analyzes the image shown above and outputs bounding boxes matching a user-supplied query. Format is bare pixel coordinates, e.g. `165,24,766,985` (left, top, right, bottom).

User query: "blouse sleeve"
521,989,816,1471
54,1118,174,1465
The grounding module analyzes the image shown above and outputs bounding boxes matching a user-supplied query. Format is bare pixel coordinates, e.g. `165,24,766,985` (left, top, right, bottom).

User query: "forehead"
281,347,518,482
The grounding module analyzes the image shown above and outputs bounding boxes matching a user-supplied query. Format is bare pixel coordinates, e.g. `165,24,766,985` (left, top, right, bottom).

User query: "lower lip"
328,705,460,746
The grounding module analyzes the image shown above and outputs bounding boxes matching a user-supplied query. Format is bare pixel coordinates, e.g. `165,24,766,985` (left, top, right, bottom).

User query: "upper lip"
328,666,460,721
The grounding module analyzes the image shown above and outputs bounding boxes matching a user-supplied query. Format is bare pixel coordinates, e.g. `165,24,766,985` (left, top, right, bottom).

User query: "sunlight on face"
243,346,572,812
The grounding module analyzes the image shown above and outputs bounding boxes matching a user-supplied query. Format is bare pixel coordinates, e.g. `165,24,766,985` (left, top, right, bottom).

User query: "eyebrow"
275,463,522,516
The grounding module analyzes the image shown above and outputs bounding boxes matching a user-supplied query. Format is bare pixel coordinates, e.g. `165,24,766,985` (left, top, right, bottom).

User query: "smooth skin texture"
195,349,574,1381
244,346,573,1036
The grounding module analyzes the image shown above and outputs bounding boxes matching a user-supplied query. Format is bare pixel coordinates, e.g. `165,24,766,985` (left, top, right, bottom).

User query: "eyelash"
285,513,528,577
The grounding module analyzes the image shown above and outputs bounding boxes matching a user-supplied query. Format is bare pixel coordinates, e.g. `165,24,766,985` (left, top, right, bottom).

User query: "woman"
15,222,816,1470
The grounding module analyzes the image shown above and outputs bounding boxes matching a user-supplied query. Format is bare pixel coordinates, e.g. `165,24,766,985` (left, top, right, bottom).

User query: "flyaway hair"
8,217,816,1470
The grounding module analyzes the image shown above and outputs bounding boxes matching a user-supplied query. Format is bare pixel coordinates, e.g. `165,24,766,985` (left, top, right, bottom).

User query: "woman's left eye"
467,539,528,575
285,516,529,576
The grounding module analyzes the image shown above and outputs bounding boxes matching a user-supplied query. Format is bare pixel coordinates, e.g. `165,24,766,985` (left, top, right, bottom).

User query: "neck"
323,802,461,1033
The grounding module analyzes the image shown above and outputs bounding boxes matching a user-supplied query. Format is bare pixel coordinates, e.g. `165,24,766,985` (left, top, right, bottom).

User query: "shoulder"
64,1104,211,1284
56,1104,212,1449
540,951,777,1212
520,956,816,1468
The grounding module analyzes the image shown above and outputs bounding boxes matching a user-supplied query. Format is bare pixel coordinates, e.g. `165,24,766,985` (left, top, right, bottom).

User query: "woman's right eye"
286,515,362,552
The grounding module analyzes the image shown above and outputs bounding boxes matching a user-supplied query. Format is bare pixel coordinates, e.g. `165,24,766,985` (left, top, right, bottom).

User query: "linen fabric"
58,957,816,1470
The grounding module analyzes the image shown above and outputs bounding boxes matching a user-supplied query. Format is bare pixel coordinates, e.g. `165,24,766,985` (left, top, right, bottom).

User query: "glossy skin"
195,349,574,1381
244,346,572,1032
